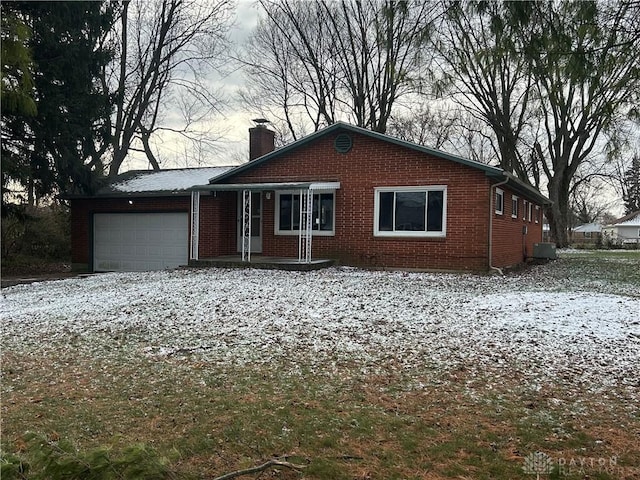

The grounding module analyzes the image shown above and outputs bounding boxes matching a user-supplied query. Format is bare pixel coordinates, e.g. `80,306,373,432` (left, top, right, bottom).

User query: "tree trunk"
546,176,571,247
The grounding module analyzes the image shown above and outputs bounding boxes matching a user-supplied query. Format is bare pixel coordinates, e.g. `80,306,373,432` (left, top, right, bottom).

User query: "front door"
237,191,263,253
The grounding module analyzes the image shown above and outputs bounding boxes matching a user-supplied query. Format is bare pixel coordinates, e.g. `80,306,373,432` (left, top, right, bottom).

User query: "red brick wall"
216,131,498,270
70,196,190,269
490,188,544,268
197,192,236,257
72,131,544,272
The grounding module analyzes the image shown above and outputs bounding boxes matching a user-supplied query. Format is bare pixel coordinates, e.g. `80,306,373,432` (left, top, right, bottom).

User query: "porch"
188,255,335,271
189,181,341,266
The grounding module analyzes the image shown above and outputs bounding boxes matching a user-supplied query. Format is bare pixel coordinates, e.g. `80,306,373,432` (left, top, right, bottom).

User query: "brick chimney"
249,118,275,161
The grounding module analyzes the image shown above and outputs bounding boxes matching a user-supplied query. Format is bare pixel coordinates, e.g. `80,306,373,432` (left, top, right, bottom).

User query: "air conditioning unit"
533,242,557,260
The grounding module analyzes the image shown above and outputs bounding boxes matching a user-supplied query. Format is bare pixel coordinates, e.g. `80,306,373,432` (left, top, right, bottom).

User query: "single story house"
69,122,550,272
602,211,640,245
571,222,602,245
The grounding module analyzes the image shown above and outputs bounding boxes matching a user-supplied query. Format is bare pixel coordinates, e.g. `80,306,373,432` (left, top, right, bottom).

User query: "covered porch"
189,181,340,267
188,255,335,271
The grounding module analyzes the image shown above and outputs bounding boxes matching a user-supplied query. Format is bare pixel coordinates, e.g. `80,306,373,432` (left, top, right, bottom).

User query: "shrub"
1,434,175,480
1,203,70,262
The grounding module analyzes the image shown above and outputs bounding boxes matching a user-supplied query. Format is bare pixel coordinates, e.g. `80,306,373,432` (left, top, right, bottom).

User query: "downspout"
488,175,509,275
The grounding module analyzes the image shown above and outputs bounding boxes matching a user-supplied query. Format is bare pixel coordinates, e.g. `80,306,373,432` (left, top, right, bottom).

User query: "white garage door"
93,213,188,272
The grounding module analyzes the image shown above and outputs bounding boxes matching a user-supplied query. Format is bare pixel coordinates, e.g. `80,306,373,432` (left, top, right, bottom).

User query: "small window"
511,195,519,218
495,188,504,215
522,200,528,220
527,202,533,222
535,206,540,224
374,186,446,237
276,191,335,235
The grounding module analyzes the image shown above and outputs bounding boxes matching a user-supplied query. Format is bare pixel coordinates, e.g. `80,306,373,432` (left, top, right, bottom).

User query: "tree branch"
211,458,308,480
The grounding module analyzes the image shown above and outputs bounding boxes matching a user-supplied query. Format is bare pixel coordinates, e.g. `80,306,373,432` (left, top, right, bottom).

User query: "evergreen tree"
623,155,640,214
1,3,37,209
2,1,114,205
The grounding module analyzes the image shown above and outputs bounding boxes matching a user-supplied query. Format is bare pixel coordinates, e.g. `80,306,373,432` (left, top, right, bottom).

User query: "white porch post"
190,191,200,261
298,188,313,263
241,189,252,262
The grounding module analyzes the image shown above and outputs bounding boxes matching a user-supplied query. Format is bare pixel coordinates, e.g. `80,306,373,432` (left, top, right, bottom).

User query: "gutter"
488,175,510,275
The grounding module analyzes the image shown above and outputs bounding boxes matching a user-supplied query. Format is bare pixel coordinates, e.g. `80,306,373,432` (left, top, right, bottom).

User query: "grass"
2,251,639,479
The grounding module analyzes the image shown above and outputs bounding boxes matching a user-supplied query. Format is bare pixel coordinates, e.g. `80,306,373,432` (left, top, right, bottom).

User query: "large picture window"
276,191,335,235
374,186,446,237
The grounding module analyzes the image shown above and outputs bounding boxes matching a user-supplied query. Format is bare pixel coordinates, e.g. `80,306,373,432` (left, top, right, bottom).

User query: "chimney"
249,118,275,161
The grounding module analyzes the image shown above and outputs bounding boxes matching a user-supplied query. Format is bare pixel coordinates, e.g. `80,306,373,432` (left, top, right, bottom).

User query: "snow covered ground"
2,262,639,400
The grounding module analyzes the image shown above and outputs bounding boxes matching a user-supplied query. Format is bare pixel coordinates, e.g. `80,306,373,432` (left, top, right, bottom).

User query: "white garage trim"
93,212,189,272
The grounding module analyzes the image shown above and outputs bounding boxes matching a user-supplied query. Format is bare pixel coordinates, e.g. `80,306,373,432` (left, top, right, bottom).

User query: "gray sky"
122,0,261,172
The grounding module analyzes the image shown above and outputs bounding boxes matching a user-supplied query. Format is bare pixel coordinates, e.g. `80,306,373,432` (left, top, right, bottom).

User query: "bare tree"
240,0,339,140
240,0,436,138
433,1,534,180
104,0,233,176
431,0,640,247
529,1,640,246
387,101,496,165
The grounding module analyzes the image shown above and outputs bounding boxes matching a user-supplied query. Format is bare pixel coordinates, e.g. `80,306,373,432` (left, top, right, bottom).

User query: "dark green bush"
1,434,175,480
1,203,70,262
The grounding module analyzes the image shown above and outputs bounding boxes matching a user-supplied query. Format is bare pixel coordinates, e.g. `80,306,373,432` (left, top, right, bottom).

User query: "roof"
192,181,341,192
69,123,550,205
606,211,640,227
573,223,602,233
71,166,235,198
207,122,550,205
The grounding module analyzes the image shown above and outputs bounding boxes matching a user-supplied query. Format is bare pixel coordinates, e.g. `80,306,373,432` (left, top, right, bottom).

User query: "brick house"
70,122,549,272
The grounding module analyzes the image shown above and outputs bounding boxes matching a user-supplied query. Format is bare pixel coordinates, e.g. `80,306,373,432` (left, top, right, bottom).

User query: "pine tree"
623,155,640,214
2,2,114,206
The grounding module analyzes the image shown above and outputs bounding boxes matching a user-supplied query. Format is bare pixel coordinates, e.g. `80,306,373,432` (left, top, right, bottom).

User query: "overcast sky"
121,0,262,172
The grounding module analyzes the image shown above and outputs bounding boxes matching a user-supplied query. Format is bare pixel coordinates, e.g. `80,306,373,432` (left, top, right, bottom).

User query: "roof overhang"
489,171,551,205
190,181,341,192
64,190,193,200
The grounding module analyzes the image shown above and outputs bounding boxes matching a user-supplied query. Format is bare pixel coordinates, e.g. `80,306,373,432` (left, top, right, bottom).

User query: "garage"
93,212,189,272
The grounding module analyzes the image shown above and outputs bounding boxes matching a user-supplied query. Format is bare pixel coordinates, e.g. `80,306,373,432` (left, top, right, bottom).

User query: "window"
511,195,519,218
522,200,528,220
276,191,335,235
495,188,504,215
374,186,446,237
527,202,533,222
535,206,540,223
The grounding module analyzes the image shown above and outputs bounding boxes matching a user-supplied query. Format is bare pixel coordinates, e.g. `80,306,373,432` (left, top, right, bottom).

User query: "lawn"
1,251,639,479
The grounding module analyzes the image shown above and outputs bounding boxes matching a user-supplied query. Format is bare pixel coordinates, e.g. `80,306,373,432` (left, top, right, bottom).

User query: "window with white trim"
374,186,446,237
275,191,335,235
527,202,533,222
522,200,528,220
495,188,504,215
511,195,519,218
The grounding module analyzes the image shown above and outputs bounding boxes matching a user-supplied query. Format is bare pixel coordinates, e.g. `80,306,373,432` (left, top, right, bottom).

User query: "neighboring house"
69,122,550,272
602,211,640,245
571,222,602,245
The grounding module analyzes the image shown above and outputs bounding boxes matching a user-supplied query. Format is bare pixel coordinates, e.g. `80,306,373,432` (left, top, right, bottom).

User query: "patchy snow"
111,167,235,192
1,267,639,401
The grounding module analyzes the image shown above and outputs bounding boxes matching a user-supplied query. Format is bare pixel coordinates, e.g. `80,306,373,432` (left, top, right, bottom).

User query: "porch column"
298,188,313,263
190,191,200,261
241,189,252,262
